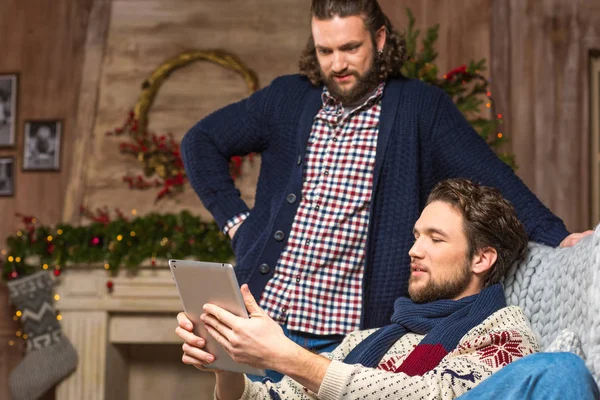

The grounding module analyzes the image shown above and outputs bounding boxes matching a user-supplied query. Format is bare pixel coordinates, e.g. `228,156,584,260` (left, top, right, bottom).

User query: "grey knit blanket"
503,224,600,384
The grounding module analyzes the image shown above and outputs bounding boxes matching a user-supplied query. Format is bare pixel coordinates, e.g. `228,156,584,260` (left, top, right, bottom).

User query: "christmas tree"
400,8,514,167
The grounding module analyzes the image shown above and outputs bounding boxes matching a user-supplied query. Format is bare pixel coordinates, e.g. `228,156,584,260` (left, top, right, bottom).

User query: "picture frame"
0,73,18,148
23,120,62,171
0,157,15,196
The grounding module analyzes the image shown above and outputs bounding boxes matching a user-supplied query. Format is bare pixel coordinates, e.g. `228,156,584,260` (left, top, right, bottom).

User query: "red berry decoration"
106,280,114,290
53,269,61,277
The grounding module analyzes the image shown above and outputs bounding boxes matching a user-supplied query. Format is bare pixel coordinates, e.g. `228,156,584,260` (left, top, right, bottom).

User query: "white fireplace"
54,266,216,400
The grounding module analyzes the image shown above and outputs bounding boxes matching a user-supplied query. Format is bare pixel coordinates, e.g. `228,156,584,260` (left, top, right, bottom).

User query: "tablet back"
169,259,266,376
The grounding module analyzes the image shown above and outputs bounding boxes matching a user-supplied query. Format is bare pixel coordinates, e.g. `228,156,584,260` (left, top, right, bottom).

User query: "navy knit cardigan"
181,74,569,330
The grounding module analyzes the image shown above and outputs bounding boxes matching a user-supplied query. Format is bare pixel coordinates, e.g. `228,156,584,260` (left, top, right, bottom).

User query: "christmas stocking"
6,270,78,400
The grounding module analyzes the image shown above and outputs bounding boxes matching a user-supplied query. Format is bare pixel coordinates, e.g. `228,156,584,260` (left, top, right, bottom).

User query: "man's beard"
408,260,472,304
321,49,380,106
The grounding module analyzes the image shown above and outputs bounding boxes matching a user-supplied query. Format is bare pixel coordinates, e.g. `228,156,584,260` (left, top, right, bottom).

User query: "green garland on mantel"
1,209,233,281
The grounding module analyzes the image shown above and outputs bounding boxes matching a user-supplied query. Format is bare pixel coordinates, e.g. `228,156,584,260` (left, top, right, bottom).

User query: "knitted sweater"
181,74,569,330
238,306,539,400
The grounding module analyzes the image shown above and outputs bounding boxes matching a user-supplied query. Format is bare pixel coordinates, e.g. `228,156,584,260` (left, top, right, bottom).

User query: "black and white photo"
0,157,14,196
23,120,62,171
0,73,17,147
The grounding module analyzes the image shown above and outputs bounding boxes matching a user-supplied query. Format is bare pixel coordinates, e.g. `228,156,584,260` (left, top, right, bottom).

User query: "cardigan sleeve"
428,91,570,247
180,81,279,229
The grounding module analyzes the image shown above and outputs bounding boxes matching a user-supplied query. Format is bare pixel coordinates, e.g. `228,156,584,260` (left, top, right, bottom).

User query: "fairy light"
16,331,21,337
54,294,60,301
42,264,49,270
497,133,503,138
22,334,28,340
15,311,22,317
130,231,136,237
486,103,491,108
15,257,21,263
8,340,14,346
497,113,503,119
56,315,62,321
8,256,14,262
131,209,137,215
117,235,123,241
57,229,63,235
47,235,53,242
16,231,22,237
1,249,6,255
104,263,110,270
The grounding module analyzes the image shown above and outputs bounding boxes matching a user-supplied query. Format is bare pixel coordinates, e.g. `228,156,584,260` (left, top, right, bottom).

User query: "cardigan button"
286,193,297,204
259,263,270,274
274,231,285,241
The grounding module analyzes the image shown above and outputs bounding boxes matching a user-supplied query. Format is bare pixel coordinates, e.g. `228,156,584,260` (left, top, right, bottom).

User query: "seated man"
175,178,589,399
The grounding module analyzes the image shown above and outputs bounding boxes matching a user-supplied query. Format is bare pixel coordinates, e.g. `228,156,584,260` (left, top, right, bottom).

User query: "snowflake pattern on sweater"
238,306,539,400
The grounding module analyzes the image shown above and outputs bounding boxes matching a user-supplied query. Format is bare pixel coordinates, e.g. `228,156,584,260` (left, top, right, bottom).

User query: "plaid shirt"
258,83,384,335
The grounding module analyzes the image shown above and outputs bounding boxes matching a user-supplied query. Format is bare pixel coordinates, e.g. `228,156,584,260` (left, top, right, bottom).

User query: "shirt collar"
321,81,386,112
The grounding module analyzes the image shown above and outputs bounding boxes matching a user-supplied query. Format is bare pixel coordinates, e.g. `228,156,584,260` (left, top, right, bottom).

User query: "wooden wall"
0,1,97,399
491,0,600,232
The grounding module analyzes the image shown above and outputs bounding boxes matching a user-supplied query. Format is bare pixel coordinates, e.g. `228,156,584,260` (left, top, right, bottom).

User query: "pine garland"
1,208,233,281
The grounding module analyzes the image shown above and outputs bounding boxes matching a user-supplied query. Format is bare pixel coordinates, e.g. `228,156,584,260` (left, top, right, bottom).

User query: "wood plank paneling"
491,0,600,231
0,0,97,398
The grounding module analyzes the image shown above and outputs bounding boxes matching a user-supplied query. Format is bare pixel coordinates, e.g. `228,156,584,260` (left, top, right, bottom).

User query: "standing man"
181,0,590,377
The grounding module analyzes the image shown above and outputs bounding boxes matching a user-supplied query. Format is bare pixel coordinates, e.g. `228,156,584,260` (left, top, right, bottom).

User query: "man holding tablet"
175,179,598,399
181,0,592,384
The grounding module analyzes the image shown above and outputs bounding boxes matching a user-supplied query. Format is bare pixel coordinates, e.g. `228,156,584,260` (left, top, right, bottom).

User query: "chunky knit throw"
344,284,506,375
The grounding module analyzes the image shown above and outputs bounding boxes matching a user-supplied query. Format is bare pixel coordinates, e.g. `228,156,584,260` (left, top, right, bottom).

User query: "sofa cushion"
503,224,600,384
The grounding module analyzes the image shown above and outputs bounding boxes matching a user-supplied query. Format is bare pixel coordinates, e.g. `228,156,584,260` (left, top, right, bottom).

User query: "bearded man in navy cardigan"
180,0,592,383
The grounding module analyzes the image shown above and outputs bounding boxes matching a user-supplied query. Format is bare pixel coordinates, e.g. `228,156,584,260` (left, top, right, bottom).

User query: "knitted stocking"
6,271,78,400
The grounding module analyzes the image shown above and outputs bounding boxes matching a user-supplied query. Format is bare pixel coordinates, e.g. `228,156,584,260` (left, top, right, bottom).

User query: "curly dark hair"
299,0,407,86
426,178,529,287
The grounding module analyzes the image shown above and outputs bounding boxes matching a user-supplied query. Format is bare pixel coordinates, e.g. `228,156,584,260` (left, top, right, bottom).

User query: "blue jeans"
457,352,599,399
247,325,344,383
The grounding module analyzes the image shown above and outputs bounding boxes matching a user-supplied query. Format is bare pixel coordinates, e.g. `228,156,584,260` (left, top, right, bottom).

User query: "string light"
15,311,21,317
57,229,63,235
16,331,21,337
22,334,28,340
130,231,136,237
104,263,110,270
54,294,60,301
117,235,123,241
42,264,49,270
56,315,62,321
8,256,14,262
131,209,137,215
8,340,14,346
15,257,21,263
16,231,22,237
47,235,53,242
1,249,6,255
497,114,503,119
486,103,491,108
497,133,503,138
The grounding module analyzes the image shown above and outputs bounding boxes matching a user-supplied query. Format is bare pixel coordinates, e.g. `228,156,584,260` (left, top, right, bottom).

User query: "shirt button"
259,263,270,274
324,170,329,176
296,276,301,283
296,154,302,165
332,137,338,142
305,239,310,246
286,193,297,204
314,204,320,211
274,230,285,241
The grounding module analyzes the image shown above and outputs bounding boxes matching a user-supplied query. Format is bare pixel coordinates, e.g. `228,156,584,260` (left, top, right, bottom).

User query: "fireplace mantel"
54,266,214,400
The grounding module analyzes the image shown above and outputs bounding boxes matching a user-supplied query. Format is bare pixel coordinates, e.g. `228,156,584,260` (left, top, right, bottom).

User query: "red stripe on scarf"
392,343,448,376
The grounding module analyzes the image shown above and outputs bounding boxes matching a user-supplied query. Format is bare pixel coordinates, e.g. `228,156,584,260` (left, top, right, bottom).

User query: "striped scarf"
344,283,506,375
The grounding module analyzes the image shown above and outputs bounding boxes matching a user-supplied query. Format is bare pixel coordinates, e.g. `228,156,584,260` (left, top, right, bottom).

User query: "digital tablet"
169,259,266,376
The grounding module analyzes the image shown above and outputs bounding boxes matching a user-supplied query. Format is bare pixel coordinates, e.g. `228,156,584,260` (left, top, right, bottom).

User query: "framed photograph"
0,157,14,196
23,120,62,171
0,73,18,147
